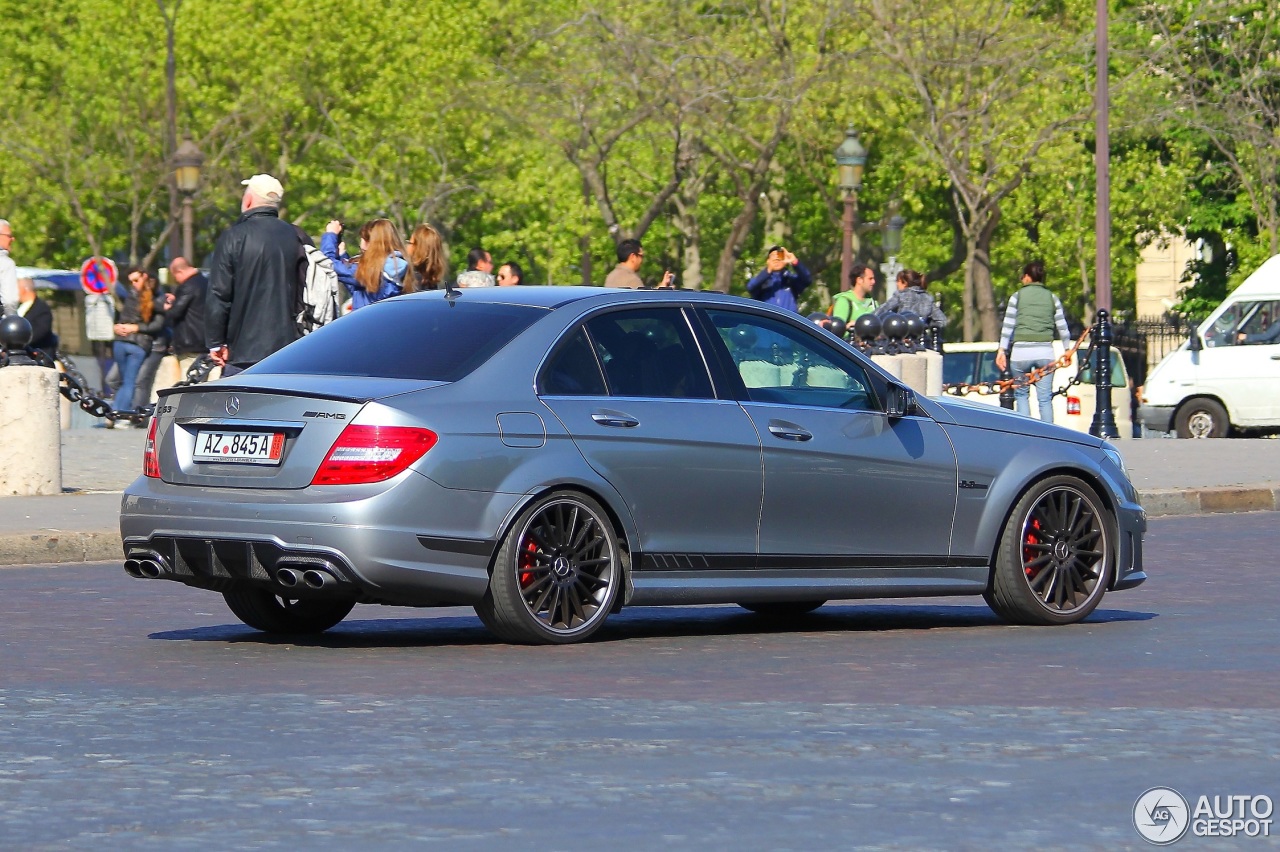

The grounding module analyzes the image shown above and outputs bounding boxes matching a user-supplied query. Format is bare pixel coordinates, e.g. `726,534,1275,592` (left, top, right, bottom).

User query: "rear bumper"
1137,404,1174,434
119,475,518,605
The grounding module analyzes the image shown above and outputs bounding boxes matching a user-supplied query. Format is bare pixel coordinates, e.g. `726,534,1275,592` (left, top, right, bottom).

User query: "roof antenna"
444,276,460,305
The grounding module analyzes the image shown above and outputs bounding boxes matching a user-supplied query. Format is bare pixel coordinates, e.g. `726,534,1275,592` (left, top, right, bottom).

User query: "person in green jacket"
995,260,1073,422
832,263,878,332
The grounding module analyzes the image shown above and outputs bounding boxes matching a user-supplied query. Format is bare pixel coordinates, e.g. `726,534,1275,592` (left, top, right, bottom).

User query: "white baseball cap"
240,173,284,203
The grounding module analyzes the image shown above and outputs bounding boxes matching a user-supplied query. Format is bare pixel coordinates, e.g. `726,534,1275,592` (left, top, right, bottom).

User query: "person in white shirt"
0,220,18,315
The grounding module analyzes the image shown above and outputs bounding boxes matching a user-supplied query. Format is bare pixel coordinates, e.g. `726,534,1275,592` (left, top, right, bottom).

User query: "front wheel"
1175,398,1230,438
985,476,1113,626
475,491,622,644
222,588,354,634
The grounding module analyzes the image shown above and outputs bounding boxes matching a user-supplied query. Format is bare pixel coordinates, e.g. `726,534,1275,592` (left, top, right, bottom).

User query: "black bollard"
998,363,1016,410
0,314,38,367
1089,309,1120,439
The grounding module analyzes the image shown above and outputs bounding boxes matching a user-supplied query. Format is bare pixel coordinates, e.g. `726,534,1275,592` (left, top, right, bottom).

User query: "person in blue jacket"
746,245,811,313
321,218,408,310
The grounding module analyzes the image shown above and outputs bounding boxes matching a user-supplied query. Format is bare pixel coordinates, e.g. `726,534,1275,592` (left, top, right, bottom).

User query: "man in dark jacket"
14,277,57,352
165,256,208,378
746,245,811,313
206,174,307,376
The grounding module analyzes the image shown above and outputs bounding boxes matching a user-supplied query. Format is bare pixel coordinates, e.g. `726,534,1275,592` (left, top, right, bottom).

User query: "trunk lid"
154,377,437,489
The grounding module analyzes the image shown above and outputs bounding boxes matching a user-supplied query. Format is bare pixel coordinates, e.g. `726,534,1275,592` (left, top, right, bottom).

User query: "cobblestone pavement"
0,514,1276,848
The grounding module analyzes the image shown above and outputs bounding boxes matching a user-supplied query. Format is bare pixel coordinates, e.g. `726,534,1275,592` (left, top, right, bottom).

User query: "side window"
1236,299,1280,345
705,309,877,411
1204,301,1280,347
584,308,714,399
541,329,607,395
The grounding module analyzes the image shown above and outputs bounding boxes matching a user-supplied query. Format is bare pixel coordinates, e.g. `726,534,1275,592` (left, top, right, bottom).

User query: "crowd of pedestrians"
2,170,1080,428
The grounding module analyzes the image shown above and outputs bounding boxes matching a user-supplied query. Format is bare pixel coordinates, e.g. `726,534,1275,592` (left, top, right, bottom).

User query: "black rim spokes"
518,501,614,632
1021,488,1105,612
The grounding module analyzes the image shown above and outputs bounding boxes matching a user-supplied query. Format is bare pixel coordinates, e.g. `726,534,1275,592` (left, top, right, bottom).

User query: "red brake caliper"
519,538,538,587
1024,519,1042,578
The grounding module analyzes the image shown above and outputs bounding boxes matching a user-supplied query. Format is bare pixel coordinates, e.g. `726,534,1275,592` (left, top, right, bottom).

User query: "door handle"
591,410,640,428
767,422,812,441
1270,355,1280,360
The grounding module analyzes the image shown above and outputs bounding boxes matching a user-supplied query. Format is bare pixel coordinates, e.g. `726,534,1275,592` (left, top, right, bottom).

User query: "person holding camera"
747,245,811,313
321,218,409,310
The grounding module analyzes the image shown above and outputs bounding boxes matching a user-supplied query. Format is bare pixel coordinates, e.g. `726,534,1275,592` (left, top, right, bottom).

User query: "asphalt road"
2,513,1277,849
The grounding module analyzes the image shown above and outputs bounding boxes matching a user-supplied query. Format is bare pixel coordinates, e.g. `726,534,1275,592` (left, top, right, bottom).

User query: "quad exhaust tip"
125,552,171,579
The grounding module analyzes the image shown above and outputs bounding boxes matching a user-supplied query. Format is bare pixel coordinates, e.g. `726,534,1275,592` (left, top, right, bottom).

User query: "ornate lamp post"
834,127,866,292
880,214,906,284
173,135,204,262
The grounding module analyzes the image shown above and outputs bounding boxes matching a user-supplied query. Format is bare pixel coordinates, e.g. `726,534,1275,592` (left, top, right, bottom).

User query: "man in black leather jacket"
206,174,308,376
165,256,208,377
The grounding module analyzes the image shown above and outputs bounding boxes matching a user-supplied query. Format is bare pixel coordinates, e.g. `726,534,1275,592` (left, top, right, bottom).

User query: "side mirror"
885,383,917,418
1188,326,1203,352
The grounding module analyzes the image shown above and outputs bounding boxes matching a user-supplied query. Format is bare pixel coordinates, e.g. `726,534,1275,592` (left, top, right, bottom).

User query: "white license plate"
193,430,285,465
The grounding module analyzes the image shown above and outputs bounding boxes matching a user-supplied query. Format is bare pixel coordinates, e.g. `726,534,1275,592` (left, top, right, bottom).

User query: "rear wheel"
222,588,354,634
475,491,621,644
739,601,826,617
1174,398,1229,438
985,476,1113,626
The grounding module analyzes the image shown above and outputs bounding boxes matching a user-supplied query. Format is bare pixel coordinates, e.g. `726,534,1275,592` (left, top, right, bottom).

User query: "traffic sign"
80,257,117,294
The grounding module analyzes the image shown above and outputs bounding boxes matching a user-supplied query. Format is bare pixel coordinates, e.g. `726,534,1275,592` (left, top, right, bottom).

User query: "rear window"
249,299,545,381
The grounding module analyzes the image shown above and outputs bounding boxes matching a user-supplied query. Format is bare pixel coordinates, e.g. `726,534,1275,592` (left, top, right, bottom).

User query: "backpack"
297,243,340,334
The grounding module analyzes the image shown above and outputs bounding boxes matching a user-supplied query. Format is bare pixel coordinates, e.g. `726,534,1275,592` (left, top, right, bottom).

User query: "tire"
222,588,354,634
475,491,622,645
985,476,1113,626
1174,398,1230,438
739,601,826,617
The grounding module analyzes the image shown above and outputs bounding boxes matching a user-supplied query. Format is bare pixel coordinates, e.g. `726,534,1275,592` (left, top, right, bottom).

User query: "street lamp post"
880,214,906,284
834,128,866,292
173,135,204,262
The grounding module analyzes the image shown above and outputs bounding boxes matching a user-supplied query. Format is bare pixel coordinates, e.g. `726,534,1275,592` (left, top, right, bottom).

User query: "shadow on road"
148,603,1156,648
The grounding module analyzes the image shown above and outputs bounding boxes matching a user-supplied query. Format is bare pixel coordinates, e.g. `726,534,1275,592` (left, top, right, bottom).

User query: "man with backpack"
206,174,313,376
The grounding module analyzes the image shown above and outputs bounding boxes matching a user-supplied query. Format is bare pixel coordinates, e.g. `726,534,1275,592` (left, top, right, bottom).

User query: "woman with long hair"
404,223,446,292
111,266,166,422
321,218,408,309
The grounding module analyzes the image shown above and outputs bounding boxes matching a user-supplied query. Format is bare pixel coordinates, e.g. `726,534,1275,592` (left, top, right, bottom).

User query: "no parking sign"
80,256,117,295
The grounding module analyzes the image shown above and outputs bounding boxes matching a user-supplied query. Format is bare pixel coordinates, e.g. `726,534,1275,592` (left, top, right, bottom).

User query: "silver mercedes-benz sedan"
120,287,1146,644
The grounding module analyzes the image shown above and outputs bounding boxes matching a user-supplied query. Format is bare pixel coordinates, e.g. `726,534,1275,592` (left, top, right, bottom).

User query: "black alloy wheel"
476,491,621,644
985,476,1113,626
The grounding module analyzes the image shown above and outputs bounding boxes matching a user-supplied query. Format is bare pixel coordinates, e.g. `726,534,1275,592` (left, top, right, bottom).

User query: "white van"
1138,254,1280,438
942,342,1133,436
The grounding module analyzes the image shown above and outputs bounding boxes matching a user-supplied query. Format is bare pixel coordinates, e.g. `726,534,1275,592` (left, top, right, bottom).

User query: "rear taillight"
311,425,438,485
143,417,160,478
1066,396,1081,416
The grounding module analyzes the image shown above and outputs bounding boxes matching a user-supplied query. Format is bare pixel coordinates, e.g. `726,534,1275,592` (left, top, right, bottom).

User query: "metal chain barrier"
941,325,1095,398
7,347,215,427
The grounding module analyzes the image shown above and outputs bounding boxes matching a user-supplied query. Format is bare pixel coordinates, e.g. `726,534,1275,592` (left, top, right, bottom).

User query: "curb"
1138,486,1280,518
0,531,122,567
1,486,1278,567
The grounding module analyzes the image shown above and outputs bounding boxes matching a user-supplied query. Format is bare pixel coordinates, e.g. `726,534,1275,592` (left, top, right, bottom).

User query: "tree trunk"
973,209,1002,340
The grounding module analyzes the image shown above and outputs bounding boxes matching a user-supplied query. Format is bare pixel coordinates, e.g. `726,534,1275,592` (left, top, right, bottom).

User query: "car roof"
396,285,757,311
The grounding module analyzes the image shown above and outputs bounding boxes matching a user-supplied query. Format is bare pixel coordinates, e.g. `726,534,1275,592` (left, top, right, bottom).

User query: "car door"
538,306,763,564
699,307,958,564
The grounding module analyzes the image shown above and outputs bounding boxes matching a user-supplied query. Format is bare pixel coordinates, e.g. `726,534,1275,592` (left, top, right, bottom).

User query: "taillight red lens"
311,425,438,485
1066,396,1081,415
143,417,160,478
